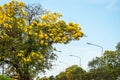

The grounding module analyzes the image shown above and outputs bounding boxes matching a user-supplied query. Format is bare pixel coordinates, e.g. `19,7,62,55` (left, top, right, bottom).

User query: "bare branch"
24,3,46,24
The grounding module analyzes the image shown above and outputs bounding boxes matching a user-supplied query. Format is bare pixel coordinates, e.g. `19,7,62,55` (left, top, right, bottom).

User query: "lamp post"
69,55,81,67
87,42,104,80
69,55,81,80
87,42,103,56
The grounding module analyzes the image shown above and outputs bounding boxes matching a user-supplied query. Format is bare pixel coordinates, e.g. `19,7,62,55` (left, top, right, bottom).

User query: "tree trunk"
19,75,31,80
19,69,32,80
19,66,32,80
15,63,32,80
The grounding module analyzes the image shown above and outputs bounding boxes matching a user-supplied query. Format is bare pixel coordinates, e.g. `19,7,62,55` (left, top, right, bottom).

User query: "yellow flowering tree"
0,0,83,80
55,65,86,80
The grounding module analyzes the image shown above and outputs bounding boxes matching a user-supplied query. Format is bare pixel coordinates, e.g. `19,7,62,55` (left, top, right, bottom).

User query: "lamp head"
87,42,91,45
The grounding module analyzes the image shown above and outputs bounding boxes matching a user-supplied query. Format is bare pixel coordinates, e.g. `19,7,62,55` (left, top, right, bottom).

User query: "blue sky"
1,0,120,77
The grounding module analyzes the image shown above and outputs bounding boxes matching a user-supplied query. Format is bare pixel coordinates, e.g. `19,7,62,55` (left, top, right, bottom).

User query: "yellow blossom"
0,36,3,39
31,51,35,57
17,53,24,57
28,30,32,35
40,40,44,45
23,27,27,32
37,23,43,27
23,58,27,62
49,33,54,37
26,57,31,62
45,35,48,40
28,26,32,29
0,6,2,10
39,34,44,39
63,36,67,41
42,22,47,26
35,33,38,36
39,54,43,59
4,23,9,28
19,2,24,7
36,54,39,57
40,15,48,20
45,42,48,46
23,57,31,63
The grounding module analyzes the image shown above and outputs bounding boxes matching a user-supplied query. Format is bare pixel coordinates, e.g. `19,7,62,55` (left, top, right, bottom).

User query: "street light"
87,42,104,80
87,42,103,55
69,55,81,80
69,55,81,67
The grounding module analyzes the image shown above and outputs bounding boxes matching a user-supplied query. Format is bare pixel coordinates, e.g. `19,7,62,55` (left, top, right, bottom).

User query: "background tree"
55,65,86,80
0,1,83,80
39,42,120,80
39,76,49,80
116,42,120,67
24,3,46,25
56,72,68,80
49,75,55,80
65,65,86,80
88,42,120,80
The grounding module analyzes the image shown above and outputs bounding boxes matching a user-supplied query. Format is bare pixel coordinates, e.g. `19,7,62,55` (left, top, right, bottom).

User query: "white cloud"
83,0,113,4
105,0,118,9
82,0,118,10
83,0,118,5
